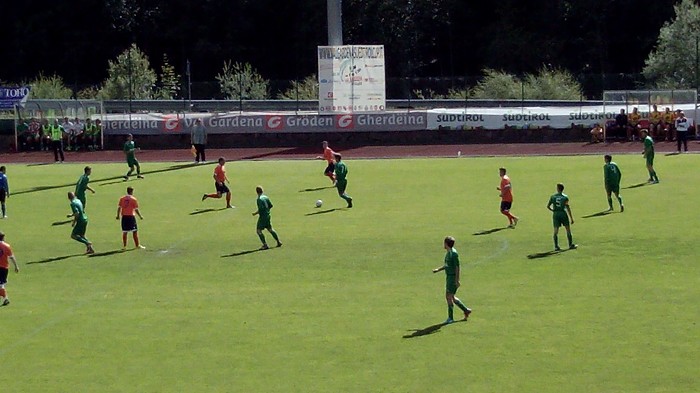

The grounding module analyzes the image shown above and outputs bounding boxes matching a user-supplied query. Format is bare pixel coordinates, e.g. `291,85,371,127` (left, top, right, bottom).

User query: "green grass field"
0,154,698,392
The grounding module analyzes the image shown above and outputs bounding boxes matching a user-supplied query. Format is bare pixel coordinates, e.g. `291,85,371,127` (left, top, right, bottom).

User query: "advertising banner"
317,45,386,113
0,86,31,110
101,112,426,135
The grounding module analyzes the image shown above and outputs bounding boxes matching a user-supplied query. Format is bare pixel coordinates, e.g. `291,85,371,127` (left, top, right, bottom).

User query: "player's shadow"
26,162,53,167
51,219,73,226
305,208,341,216
221,248,266,258
402,320,467,339
527,248,574,259
190,207,228,215
665,152,681,156
88,249,128,257
27,253,84,264
624,182,649,189
299,186,335,192
473,227,509,235
581,210,613,218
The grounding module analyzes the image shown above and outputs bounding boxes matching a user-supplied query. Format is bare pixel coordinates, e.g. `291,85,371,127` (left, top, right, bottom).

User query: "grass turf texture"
0,155,698,392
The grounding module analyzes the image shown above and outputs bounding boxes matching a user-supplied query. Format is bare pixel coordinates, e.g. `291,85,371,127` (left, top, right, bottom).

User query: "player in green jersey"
641,129,659,184
68,192,94,254
432,236,472,324
603,155,623,212
123,134,144,181
333,153,353,208
547,183,577,251
252,186,282,250
75,166,95,209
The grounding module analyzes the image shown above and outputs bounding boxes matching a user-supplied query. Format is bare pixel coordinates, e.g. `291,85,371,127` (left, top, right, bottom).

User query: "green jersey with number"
643,136,654,156
548,192,569,213
70,199,88,221
75,174,90,198
335,161,348,181
124,141,136,158
443,248,460,276
603,162,622,185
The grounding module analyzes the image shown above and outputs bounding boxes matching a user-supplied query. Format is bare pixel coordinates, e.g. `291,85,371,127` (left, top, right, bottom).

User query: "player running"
123,134,144,181
641,129,659,184
497,167,519,228
116,186,145,250
0,166,9,218
603,155,624,212
68,192,94,254
0,231,19,306
202,157,233,208
432,236,471,324
252,186,282,250
547,183,576,251
316,141,337,185
333,153,353,208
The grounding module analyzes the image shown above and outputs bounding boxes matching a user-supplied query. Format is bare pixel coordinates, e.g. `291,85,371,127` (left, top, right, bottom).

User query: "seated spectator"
40,118,51,151
82,118,101,150
72,117,84,151
16,119,30,151
627,107,641,140
26,118,42,150
661,107,675,141
607,109,629,140
590,123,604,143
649,104,662,139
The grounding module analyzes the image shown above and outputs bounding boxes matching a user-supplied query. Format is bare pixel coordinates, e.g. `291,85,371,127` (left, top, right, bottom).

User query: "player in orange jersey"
0,231,19,307
202,157,233,208
316,141,337,185
116,187,145,250
497,167,519,228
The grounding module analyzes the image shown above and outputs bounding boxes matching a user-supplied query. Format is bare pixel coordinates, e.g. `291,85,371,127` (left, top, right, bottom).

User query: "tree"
643,0,700,88
27,73,72,99
278,74,319,100
98,44,157,100
469,68,582,100
216,61,270,100
154,54,182,100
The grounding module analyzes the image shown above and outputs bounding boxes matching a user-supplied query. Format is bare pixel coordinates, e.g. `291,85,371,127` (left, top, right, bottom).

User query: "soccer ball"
315,200,323,208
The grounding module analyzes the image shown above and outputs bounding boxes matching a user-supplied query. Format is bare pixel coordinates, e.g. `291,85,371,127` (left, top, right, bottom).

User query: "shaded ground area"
1,140,697,163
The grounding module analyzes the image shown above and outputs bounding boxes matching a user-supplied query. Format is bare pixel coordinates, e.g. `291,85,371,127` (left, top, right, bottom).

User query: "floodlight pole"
327,0,343,46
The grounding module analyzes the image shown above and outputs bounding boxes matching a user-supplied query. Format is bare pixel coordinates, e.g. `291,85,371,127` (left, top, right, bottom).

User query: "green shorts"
552,212,570,228
77,195,87,208
645,153,654,166
256,215,271,231
336,179,348,195
605,183,620,194
72,219,88,237
445,275,459,294
127,157,139,167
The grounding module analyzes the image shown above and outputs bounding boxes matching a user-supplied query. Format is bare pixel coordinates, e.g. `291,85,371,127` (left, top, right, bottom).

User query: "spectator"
15,119,30,151
627,107,641,140
27,118,41,150
590,123,604,143
49,118,66,163
83,118,99,150
661,107,675,141
40,118,51,151
649,104,662,139
674,111,690,153
190,118,207,163
612,109,629,140
71,117,84,151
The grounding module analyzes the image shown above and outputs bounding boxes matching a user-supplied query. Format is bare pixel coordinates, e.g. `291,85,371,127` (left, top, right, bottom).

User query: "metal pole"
187,59,192,108
327,0,343,46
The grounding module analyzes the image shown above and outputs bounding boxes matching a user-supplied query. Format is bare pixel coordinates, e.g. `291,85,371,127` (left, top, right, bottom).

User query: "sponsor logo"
163,115,182,132
336,114,354,129
0,87,31,98
265,115,285,130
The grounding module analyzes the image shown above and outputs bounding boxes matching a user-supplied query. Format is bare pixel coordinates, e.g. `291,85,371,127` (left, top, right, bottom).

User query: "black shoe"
2,298,9,306
347,199,353,208
569,244,578,250
554,247,562,251
260,244,269,250
276,242,283,248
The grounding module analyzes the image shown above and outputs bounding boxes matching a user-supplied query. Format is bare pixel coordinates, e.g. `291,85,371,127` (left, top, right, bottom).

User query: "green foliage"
98,43,157,100
27,73,72,99
470,68,582,100
643,0,700,89
76,86,100,100
2,155,699,392
216,61,269,100
278,74,318,100
154,54,181,100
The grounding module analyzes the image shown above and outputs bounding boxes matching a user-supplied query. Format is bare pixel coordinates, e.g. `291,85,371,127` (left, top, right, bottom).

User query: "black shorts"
0,189,5,203
500,201,512,211
324,163,335,175
0,268,8,285
121,215,138,232
215,182,230,194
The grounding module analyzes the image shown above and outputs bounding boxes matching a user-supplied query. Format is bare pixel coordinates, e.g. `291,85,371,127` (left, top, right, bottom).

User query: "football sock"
226,193,231,205
0,288,6,298
340,193,352,202
133,232,140,247
258,233,266,244
1,203,5,216
567,233,573,246
122,233,128,247
74,235,90,245
454,298,469,312
553,234,559,249
269,230,279,242
653,172,659,182
617,195,623,207
126,169,133,177
447,305,454,320
206,193,220,198
607,197,613,209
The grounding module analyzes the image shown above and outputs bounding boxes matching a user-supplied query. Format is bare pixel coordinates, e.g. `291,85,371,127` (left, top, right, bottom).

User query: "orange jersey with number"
500,176,513,202
0,241,14,269
118,195,139,216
